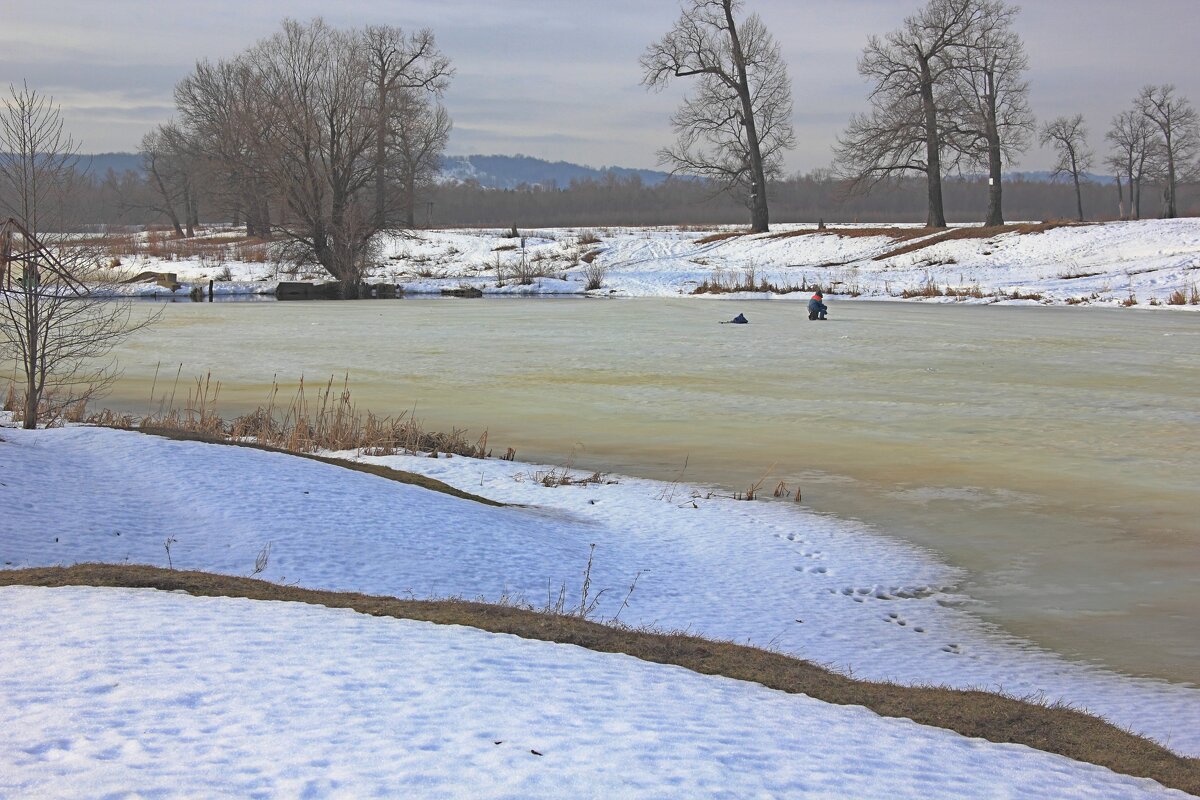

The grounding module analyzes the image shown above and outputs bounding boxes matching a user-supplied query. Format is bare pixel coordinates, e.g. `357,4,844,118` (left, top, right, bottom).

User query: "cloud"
5,0,1198,171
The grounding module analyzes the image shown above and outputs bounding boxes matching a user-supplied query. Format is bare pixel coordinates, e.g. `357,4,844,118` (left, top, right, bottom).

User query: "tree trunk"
918,58,946,229
1115,175,1125,220
723,0,770,233
982,72,1004,227
1072,173,1084,222
1165,147,1177,219
374,75,389,230
23,288,38,429
404,175,416,229
183,179,196,238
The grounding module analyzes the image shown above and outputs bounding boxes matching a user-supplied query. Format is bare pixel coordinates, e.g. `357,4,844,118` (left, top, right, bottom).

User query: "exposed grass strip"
873,221,1089,261
766,227,934,242
3,564,1196,796
135,426,502,507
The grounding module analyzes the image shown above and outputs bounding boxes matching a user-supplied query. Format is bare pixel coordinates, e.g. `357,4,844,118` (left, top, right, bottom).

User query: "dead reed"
692,268,823,296
86,373,492,459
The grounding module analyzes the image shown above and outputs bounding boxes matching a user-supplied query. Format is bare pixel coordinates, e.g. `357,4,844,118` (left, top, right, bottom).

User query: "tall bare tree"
174,58,275,237
389,90,452,228
0,85,153,428
139,121,205,237
641,0,794,233
1136,84,1199,219
836,0,991,228
1105,109,1155,220
362,25,452,230
943,0,1033,226
1040,115,1093,222
171,19,454,287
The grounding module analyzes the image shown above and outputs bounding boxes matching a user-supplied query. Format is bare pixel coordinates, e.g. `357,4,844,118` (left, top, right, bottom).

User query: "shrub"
583,261,608,291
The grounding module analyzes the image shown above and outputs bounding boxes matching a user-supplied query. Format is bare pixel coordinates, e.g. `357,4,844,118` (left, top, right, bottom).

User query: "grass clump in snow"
1167,284,1200,305
692,267,818,296
582,260,608,291
5,563,1199,797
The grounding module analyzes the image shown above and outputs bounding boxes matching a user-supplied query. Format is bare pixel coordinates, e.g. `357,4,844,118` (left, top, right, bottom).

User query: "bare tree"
0,85,153,428
1136,85,1200,219
641,0,794,233
362,25,452,230
249,19,381,285
139,122,206,237
172,19,454,288
836,0,991,228
943,0,1033,226
1040,115,1093,222
1105,110,1155,220
174,58,275,237
389,91,452,228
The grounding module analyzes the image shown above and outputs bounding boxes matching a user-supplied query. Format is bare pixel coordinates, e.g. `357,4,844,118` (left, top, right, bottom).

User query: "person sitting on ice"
807,291,828,321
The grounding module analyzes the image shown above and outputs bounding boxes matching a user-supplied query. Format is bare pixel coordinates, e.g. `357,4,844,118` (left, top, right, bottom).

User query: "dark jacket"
808,296,827,314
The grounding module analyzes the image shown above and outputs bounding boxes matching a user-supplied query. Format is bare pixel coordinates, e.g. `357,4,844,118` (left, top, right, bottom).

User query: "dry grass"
94,230,271,265
692,267,822,296
5,564,1198,796
895,278,1036,301
767,227,933,242
582,260,608,291
1167,284,1200,305
131,426,501,506
694,231,748,245
874,221,1087,261
84,372,496,462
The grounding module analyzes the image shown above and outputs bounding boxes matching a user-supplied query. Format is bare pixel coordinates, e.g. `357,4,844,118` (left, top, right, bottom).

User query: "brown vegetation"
694,231,748,245
873,221,1088,261
4,564,1197,797
90,230,271,266
767,227,933,242
87,373,497,461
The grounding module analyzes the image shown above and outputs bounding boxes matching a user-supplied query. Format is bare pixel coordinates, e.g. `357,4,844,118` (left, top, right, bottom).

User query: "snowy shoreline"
3,423,1198,760
98,218,1200,309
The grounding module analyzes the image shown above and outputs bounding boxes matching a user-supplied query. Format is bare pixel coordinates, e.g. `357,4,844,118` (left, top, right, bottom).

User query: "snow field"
100,220,1200,307
0,586,1191,800
2,424,1198,758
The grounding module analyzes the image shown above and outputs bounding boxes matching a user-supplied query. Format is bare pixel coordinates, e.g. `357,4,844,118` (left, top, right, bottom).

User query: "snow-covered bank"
1,585,1189,799
101,219,1200,307
2,424,1198,759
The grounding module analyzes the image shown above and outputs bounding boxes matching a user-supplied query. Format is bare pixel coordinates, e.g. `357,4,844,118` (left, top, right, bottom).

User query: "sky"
4,0,1198,174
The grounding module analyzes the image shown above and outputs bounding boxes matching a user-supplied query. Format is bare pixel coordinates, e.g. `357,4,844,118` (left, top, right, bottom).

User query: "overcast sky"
4,1,1198,173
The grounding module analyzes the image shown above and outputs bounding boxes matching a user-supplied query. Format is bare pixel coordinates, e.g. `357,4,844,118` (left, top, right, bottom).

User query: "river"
88,297,1200,683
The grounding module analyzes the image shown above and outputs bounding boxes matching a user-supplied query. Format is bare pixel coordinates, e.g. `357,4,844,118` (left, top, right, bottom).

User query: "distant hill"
67,151,673,188
78,152,143,176
439,154,674,189
70,153,1118,190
